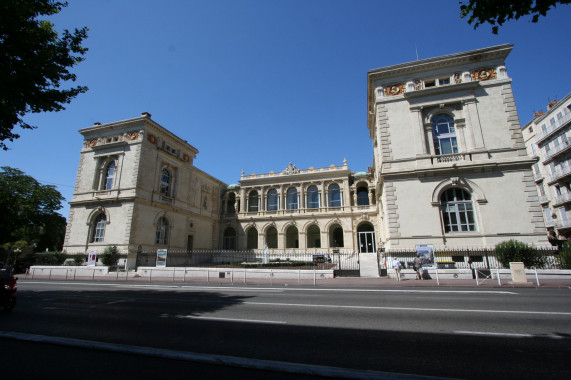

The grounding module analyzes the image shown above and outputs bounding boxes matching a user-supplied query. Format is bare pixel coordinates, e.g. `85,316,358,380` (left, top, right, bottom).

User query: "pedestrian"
392,258,402,281
413,254,423,280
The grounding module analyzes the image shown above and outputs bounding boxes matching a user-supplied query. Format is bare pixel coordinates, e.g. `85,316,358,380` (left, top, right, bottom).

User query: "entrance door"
358,232,376,253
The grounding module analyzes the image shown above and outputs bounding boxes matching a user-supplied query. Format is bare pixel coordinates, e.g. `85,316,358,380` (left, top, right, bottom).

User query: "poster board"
156,249,167,267
415,244,435,268
87,250,98,266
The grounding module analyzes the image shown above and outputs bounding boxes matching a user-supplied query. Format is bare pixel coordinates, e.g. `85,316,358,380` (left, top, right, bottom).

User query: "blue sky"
1,0,570,219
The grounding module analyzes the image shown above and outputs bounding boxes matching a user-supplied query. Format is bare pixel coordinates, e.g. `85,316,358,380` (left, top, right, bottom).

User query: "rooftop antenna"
415,44,419,60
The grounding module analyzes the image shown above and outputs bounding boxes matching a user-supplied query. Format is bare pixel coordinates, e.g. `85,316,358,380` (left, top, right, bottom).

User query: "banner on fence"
415,244,435,268
88,250,98,266
156,249,168,267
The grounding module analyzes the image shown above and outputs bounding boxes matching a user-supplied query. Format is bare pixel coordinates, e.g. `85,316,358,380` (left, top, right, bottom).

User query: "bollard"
534,268,540,287
435,268,440,286
496,268,501,286
475,268,479,286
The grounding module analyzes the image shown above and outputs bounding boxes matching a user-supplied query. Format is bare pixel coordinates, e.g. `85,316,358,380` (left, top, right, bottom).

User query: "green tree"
494,239,546,269
0,166,66,250
0,0,88,150
460,0,570,34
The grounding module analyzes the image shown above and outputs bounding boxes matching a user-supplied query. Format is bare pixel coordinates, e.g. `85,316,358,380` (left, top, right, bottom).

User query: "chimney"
533,111,544,119
141,112,152,118
94,122,101,125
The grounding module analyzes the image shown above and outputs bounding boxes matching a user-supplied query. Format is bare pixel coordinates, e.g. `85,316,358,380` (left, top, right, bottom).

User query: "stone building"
522,93,571,239
367,43,546,250
63,44,550,273
220,161,377,254
63,113,226,268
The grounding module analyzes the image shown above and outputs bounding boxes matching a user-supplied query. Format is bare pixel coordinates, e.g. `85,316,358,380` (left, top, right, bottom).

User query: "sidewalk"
21,271,571,288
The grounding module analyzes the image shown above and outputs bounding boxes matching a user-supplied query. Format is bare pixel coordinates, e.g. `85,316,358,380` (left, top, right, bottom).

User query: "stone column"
411,107,428,155
463,98,485,149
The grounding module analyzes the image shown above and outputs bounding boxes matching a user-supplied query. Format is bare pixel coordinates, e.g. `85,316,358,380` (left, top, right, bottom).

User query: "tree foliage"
494,240,546,269
460,0,571,34
0,0,88,150
0,166,66,250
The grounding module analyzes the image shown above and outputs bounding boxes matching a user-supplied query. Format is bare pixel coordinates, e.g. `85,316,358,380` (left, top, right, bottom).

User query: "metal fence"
385,247,567,270
135,249,361,276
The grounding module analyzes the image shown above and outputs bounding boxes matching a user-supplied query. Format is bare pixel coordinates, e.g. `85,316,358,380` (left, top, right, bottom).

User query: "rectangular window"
424,79,436,88
438,78,450,85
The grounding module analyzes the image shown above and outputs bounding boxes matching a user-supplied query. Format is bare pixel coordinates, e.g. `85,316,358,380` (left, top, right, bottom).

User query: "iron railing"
385,247,566,270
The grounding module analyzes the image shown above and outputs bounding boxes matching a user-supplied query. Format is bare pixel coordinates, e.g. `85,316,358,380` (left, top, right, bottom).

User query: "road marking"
177,315,287,324
242,301,571,316
454,331,567,339
21,281,518,294
0,331,447,380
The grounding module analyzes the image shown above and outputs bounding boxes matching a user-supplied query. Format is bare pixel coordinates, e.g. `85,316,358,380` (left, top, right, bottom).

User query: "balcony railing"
431,152,472,164
553,192,571,207
542,139,571,163
556,218,571,230
535,112,571,144
547,165,571,184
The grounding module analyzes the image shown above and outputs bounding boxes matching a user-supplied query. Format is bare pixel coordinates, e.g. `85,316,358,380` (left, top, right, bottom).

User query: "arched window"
329,224,344,247
286,225,299,248
248,190,259,212
306,225,321,248
267,189,278,211
155,217,169,245
223,227,236,250
226,192,236,214
328,183,341,207
357,186,369,206
287,187,298,210
307,185,319,209
160,169,171,196
104,161,115,190
91,214,106,243
432,114,458,155
247,227,258,249
266,226,278,249
440,188,476,232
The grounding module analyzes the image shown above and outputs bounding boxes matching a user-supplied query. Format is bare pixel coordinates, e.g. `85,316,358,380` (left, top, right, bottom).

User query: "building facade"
63,44,550,272
63,113,226,268
522,93,571,239
220,161,377,254
367,44,546,250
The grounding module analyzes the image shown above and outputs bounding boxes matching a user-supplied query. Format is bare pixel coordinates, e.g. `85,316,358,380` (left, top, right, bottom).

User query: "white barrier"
135,266,334,284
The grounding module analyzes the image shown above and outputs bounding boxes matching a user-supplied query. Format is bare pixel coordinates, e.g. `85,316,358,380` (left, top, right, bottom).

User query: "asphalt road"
1,281,570,379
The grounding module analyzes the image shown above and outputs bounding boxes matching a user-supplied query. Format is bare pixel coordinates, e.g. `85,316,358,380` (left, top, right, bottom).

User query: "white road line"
454,331,566,339
0,331,445,380
242,301,571,316
177,315,287,324
21,281,518,294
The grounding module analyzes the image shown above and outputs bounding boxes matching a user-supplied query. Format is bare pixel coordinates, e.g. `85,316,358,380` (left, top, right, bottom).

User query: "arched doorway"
329,224,344,248
223,227,236,250
357,223,375,253
286,225,299,248
306,225,321,248
246,227,258,249
266,226,278,248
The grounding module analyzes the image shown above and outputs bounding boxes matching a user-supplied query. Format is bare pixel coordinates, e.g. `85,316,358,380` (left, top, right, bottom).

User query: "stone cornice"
367,44,513,80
